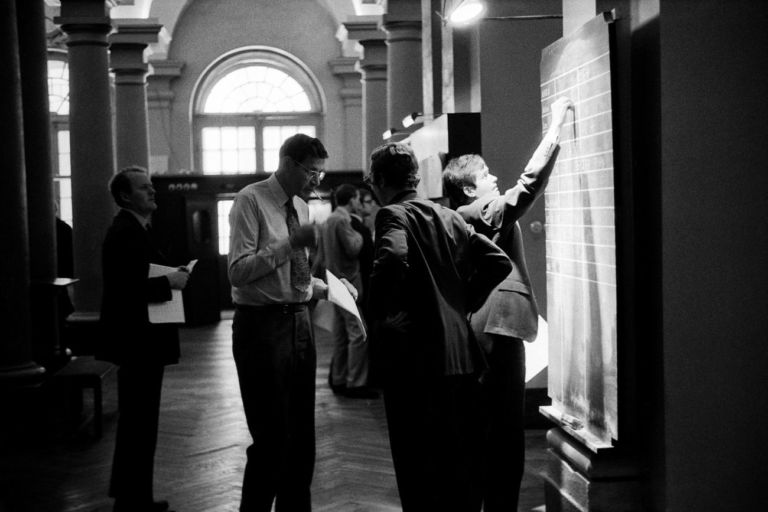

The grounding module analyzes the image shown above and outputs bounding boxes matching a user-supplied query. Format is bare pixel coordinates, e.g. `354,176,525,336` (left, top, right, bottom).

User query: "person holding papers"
98,166,189,512
228,134,356,512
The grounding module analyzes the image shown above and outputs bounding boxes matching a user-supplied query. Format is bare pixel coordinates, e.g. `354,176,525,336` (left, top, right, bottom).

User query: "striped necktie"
285,200,311,291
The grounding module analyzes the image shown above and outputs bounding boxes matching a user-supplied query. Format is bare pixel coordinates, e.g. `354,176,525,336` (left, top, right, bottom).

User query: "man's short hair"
369,142,420,190
279,133,329,162
442,154,486,208
335,183,359,206
109,165,148,207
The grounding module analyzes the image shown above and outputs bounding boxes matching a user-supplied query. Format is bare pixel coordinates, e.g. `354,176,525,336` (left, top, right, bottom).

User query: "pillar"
329,57,363,171
17,0,67,366
147,59,184,174
382,0,423,129
344,17,388,171
109,18,162,171
421,0,444,119
0,0,45,387
55,0,116,315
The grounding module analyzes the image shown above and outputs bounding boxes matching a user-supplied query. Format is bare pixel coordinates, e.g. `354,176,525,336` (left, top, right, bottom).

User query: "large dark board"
539,13,618,450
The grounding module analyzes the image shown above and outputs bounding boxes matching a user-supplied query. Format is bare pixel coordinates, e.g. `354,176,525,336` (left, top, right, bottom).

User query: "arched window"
48,52,72,227
193,48,324,175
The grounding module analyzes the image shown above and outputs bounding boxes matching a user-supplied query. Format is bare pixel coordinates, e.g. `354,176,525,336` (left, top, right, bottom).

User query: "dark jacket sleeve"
464,224,513,313
368,206,408,319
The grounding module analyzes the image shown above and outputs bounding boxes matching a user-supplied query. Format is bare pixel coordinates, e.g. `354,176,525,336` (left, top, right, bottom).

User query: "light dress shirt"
228,174,319,305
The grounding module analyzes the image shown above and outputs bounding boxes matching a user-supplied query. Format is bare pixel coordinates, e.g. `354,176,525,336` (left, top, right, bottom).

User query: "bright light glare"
449,0,485,25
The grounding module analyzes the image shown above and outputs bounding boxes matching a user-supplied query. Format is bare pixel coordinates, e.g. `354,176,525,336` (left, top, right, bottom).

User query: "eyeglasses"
293,159,325,181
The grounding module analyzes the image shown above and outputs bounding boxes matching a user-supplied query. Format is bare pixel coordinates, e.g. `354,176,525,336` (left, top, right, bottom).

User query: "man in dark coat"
442,97,573,512
98,166,189,512
367,142,512,511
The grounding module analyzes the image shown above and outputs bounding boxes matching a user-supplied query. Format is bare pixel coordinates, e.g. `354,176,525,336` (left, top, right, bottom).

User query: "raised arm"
488,97,574,228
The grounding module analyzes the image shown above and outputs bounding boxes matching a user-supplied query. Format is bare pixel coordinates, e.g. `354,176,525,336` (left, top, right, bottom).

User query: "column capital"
149,59,185,78
147,59,184,109
357,39,388,69
54,0,112,46
109,19,162,83
109,18,162,46
343,15,386,43
329,56,360,77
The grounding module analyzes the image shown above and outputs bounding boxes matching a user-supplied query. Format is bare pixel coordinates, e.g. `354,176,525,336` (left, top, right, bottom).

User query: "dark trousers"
232,306,316,512
481,336,526,512
110,364,165,503
383,373,484,512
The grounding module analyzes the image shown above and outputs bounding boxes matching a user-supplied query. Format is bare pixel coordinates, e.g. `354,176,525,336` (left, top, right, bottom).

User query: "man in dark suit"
367,142,512,511
98,166,189,512
442,97,573,512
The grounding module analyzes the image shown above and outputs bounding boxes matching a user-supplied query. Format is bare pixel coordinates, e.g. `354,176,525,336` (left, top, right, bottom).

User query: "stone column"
344,17,387,171
421,0,444,119
382,0,423,129
329,57,362,171
109,19,162,171
0,0,45,386
55,0,116,315
147,59,184,174
17,0,67,366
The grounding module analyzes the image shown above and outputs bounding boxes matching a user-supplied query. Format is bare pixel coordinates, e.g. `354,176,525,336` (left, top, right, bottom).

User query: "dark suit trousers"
110,364,165,502
232,307,316,512
383,373,483,512
481,336,526,512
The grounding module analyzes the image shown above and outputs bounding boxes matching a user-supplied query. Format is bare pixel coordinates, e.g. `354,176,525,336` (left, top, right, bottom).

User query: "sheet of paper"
325,270,365,337
147,260,196,324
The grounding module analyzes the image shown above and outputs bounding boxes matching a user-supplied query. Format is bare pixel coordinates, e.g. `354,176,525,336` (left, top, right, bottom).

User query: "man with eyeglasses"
228,133,331,512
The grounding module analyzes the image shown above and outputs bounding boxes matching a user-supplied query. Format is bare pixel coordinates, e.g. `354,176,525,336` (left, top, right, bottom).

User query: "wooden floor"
0,313,550,512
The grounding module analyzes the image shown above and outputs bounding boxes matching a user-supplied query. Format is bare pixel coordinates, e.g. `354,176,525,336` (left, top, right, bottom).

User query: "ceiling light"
449,0,486,25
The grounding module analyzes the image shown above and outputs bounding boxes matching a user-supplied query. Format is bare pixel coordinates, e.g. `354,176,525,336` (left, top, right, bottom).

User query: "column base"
542,428,642,512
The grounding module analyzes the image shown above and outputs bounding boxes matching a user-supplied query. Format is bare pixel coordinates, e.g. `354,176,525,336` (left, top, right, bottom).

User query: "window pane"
48,59,70,115
56,178,73,227
57,130,71,176
202,126,255,174
263,149,279,173
203,65,312,114
203,150,221,174
217,199,234,255
222,150,238,173
239,149,255,172
261,125,317,173
221,127,239,149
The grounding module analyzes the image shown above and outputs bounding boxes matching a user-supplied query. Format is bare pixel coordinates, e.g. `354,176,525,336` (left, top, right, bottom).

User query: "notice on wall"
539,13,618,451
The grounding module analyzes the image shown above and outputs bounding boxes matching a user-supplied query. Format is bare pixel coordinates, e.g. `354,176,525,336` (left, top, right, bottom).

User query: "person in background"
228,133,335,512
359,187,379,239
366,142,512,511
315,183,377,398
442,97,574,512
54,202,74,330
98,166,190,512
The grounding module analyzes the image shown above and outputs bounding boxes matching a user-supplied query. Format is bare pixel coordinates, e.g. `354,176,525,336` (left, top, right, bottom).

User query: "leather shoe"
113,499,170,512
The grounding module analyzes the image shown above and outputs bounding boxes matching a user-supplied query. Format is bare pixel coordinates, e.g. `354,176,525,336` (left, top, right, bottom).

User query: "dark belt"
235,303,309,315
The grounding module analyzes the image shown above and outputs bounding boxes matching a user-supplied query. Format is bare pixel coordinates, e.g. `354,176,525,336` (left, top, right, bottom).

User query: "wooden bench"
53,356,115,438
